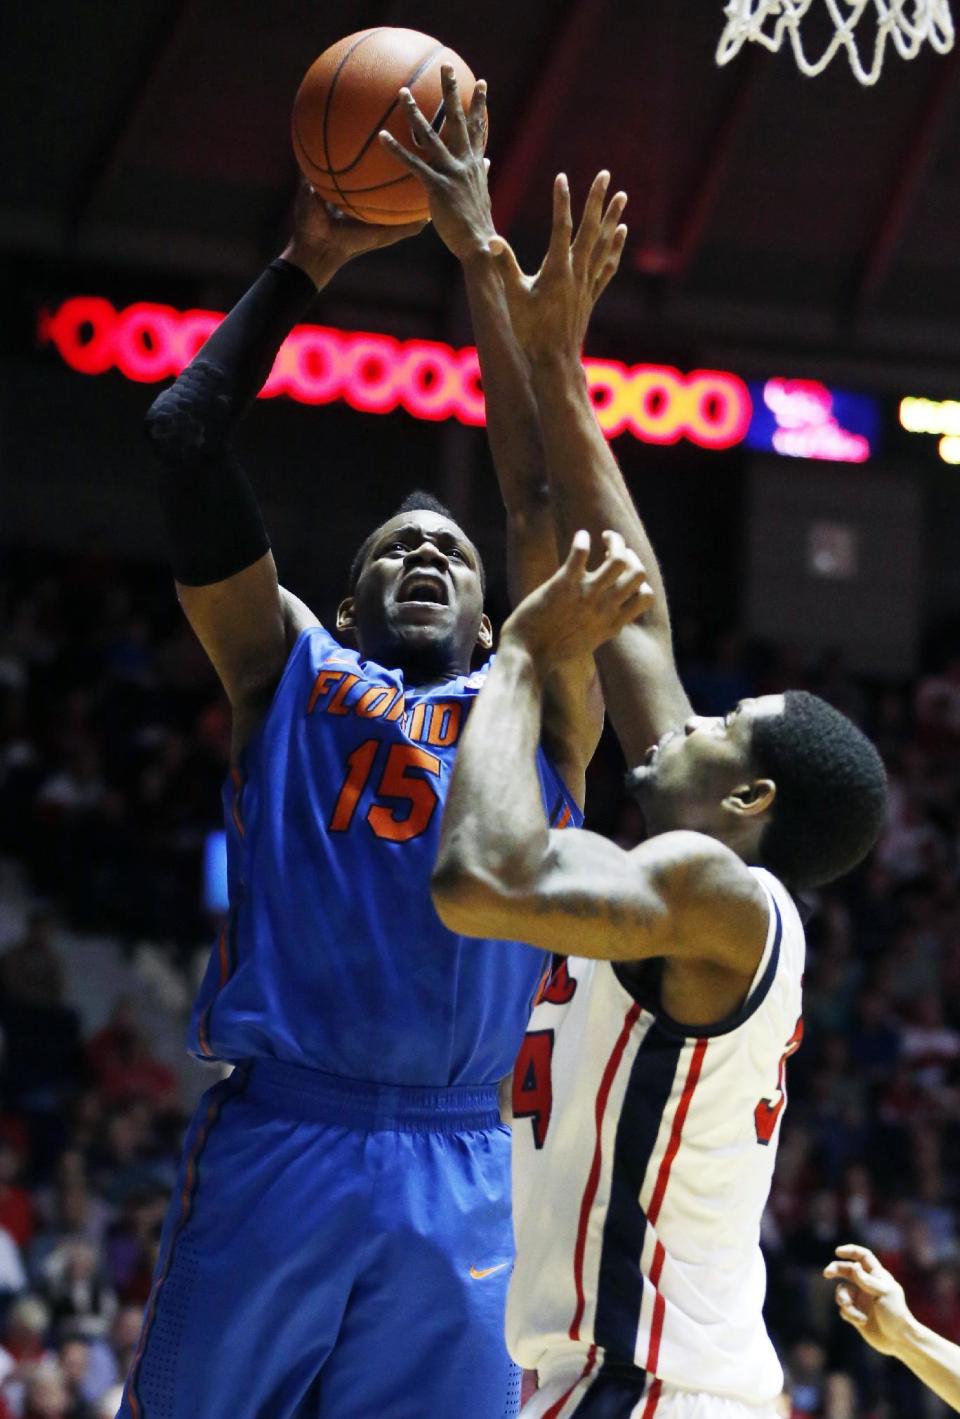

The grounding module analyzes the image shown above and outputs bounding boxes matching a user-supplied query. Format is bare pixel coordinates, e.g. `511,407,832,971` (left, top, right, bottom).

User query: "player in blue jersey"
118,72,628,1419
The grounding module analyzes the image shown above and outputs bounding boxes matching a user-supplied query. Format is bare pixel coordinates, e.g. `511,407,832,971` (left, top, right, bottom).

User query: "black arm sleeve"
145,258,318,587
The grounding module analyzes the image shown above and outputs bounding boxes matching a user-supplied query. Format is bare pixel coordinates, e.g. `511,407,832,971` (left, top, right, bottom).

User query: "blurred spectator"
57,1337,99,1418
0,1296,55,1413
40,1239,117,1339
86,1003,178,1111
0,912,63,1010
22,1360,82,1419
0,1142,35,1249
94,1388,123,1419
782,1336,855,1418
0,1227,27,1297
93,1307,142,1396
914,655,960,751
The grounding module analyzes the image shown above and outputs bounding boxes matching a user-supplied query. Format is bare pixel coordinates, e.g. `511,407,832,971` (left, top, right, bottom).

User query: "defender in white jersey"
506,869,804,1414
434,173,888,1419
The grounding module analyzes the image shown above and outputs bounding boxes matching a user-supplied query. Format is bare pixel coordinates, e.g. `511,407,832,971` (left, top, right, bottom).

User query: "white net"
716,0,955,84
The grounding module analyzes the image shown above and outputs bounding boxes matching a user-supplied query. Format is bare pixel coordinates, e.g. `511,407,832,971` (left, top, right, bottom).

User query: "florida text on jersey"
189,625,582,1085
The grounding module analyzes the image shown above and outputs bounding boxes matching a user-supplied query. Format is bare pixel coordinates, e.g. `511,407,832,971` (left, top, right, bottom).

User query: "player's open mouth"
397,574,449,606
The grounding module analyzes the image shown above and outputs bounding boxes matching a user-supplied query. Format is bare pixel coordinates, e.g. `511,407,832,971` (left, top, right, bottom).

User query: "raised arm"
380,70,605,803
825,1245,960,1412
490,173,693,769
433,531,766,981
145,186,424,752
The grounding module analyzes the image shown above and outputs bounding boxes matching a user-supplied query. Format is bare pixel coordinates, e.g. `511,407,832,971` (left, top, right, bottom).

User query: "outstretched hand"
502,530,653,672
282,180,427,287
378,65,494,263
489,171,628,363
823,1245,913,1357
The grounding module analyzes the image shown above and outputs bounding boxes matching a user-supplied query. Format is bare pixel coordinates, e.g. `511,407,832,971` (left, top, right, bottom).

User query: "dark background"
1,4,960,1417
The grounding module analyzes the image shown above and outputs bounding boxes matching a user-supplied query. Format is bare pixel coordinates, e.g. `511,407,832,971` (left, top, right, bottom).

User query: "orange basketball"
292,28,482,225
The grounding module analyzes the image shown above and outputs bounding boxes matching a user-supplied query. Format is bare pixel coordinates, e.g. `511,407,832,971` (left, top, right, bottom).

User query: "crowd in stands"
0,547,958,1417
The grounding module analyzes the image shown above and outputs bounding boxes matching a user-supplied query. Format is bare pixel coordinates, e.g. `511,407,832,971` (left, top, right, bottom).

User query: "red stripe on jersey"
642,1039,708,1376
646,1278,666,1374
649,1240,666,1290
647,1038,708,1226
569,1003,641,1341
542,1345,597,1419
641,1377,663,1417
555,803,573,829
645,1242,667,1373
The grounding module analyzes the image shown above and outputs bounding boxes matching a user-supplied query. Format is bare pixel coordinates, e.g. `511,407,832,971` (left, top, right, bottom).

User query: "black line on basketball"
305,29,378,174
320,41,447,178
325,171,419,196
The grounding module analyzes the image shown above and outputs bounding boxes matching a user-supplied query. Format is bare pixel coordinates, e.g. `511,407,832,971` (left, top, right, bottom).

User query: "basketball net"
716,0,955,84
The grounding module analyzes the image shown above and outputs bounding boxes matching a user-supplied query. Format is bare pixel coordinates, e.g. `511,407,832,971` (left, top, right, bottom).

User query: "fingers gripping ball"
293,28,482,224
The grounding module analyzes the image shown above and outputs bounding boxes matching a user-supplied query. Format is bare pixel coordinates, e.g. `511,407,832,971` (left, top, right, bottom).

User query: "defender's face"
628,695,786,833
350,511,486,671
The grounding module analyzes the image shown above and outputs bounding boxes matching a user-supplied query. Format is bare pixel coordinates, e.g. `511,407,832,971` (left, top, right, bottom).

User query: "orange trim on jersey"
196,914,239,1061
229,766,246,838
569,1002,641,1341
195,1007,214,1059
542,1344,597,1419
642,1038,709,1377
217,925,229,988
555,804,573,829
640,1377,663,1417
126,1084,236,1417
532,962,552,1008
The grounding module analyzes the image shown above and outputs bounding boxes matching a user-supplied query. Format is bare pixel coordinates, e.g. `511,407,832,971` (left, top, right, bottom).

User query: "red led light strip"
38,297,752,451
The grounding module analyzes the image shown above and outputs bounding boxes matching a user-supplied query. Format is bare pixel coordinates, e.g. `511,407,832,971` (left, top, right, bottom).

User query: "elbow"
144,386,193,466
431,851,516,939
145,366,224,466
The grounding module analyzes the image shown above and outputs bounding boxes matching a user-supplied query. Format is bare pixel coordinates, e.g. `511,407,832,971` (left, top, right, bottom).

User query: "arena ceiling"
4,0,960,387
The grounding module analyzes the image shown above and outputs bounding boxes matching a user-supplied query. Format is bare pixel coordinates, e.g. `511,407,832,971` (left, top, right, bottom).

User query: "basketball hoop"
716,0,955,85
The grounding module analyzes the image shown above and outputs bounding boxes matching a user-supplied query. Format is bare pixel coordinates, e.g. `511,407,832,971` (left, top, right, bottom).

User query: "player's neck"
389,639,472,689
401,664,467,690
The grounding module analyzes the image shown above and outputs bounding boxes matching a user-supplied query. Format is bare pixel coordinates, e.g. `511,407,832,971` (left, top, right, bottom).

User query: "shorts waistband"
243,1057,502,1133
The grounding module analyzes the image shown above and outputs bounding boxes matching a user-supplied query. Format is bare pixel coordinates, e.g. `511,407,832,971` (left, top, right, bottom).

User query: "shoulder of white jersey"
749,866,806,981
643,867,803,1042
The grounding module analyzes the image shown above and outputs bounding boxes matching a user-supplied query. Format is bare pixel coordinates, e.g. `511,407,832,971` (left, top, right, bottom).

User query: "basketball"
292,28,482,225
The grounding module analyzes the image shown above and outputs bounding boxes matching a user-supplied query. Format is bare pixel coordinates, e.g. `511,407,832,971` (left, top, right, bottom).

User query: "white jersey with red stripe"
506,867,804,1412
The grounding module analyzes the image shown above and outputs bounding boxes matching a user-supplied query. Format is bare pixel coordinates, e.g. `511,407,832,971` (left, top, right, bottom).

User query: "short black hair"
750,690,887,891
348,491,486,593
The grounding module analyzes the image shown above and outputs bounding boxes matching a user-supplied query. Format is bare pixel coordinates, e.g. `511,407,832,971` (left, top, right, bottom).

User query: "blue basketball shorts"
117,1059,522,1419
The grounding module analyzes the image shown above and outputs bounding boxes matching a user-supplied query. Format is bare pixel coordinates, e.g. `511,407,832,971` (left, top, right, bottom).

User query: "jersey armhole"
542,756,585,830
237,625,338,766
612,887,784,1041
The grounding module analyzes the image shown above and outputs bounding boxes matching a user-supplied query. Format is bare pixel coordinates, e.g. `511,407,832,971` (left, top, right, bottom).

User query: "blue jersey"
189,626,581,1086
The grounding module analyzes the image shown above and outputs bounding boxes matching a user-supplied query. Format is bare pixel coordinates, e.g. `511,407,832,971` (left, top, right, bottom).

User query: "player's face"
626,695,786,837
343,512,490,677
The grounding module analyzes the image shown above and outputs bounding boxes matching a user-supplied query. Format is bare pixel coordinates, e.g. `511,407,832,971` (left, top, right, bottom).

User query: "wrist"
895,1310,925,1360
459,238,498,270
528,347,587,379
498,626,551,679
280,241,342,291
